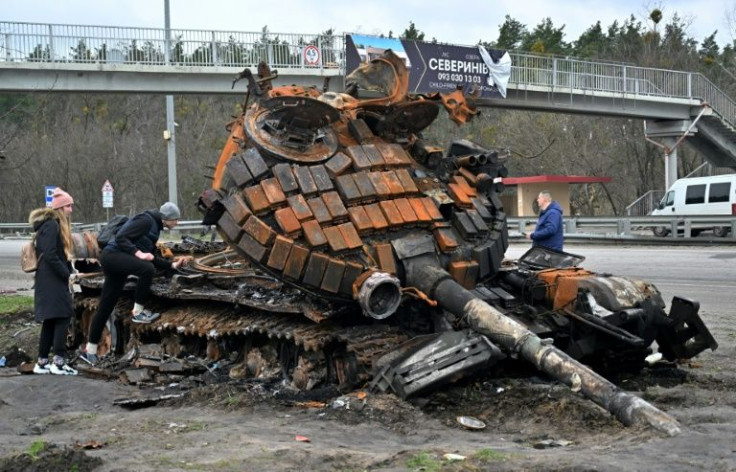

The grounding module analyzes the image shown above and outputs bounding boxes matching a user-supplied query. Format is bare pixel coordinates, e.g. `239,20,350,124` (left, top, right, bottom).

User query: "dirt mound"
0,443,102,472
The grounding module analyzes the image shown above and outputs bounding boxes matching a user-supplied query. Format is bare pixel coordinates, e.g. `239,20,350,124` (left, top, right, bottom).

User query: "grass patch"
0,295,33,315
28,440,48,460
184,421,207,432
472,448,506,462
406,451,442,472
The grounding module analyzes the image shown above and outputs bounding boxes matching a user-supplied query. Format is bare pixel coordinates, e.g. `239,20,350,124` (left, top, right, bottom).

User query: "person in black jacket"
29,187,78,375
81,202,189,365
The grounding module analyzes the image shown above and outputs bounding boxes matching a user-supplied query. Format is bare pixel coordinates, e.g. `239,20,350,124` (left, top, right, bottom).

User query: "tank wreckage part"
191,50,718,434
66,49,717,436
401,255,682,436
199,50,507,322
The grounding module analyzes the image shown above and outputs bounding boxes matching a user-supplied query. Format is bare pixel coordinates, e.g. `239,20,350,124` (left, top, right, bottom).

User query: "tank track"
131,304,409,383
73,273,411,389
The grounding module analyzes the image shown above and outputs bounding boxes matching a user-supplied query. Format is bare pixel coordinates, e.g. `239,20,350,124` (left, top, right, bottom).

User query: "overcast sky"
3,0,735,48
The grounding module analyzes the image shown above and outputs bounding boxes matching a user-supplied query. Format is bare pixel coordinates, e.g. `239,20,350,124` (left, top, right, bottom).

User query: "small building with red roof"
501,175,613,217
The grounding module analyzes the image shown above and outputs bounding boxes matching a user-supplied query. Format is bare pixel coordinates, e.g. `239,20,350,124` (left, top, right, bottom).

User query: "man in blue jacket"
525,191,564,251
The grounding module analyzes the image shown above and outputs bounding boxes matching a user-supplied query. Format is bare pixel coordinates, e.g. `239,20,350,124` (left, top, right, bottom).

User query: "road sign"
45,186,56,208
304,45,320,66
102,179,114,209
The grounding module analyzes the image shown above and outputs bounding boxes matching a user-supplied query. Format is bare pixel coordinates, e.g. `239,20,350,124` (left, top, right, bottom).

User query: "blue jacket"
531,201,563,251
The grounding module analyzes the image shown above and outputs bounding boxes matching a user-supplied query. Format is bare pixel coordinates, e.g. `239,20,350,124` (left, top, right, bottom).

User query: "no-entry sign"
304,45,320,66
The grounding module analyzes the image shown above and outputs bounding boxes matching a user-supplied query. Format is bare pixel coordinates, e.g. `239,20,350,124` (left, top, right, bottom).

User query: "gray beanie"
159,202,181,220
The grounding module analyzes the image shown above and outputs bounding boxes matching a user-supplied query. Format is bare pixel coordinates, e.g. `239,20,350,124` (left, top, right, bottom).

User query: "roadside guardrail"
2,216,735,242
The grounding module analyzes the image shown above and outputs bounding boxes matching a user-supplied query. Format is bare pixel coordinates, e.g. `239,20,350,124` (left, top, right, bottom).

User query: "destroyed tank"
72,51,716,435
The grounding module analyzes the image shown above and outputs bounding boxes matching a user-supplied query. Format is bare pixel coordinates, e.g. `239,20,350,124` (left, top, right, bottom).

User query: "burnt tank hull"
70,51,716,435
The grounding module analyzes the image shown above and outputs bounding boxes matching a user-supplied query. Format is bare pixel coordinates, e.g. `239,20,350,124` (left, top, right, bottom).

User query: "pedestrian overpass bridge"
2,20,736,180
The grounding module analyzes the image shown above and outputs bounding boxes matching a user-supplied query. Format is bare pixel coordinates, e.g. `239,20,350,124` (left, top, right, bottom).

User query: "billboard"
345,34,511,99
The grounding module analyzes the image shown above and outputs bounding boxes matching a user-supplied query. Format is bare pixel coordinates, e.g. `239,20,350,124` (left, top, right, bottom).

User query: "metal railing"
5,22,736,121
0,21,345,69
502,53,736,131
512,215,736,239
624,190,665,216
2,217,735,241
508,53,690,98
3,21,736,128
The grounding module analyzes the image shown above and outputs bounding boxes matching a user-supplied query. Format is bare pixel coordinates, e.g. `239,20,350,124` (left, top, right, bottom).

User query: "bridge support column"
644,120,697,190
663,136,678,190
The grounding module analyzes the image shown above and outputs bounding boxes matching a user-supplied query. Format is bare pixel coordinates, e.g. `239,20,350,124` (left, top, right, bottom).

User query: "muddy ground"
1,301,735,472
1,242,735,471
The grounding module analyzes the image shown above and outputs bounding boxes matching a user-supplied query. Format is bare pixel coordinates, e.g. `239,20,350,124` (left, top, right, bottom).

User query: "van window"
685,184,706,204
708,182,731,203
664,191,674,206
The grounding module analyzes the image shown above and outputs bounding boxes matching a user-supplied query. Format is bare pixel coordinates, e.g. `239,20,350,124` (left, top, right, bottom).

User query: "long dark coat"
29,208,73,322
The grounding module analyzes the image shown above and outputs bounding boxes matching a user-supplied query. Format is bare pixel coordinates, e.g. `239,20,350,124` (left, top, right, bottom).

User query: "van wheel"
713,226,730,237
652,226,669,237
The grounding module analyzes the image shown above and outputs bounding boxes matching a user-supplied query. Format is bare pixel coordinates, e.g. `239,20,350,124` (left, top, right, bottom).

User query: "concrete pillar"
663,136,678,190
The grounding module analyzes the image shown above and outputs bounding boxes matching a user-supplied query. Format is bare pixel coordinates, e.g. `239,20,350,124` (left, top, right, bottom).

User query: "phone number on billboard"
436,72,482,83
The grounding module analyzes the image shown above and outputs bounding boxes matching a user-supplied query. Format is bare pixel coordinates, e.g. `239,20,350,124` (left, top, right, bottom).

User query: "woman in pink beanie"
28,187,77,375
51,187,74,210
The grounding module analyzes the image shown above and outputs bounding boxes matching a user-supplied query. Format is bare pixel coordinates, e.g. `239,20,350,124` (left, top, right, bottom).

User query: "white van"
651,174,736,237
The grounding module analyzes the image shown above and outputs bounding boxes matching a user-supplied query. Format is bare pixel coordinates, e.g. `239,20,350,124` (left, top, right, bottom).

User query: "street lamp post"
164,0,178,207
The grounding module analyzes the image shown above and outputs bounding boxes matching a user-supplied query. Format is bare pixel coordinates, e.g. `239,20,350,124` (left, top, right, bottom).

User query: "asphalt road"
2,239,734,314
0,239,34,294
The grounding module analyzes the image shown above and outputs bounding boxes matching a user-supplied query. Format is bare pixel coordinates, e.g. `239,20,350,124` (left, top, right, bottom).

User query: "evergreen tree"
401,21,425,41
573,21,608,58
699,32,720,65
521,18,569,55
495,15,526,50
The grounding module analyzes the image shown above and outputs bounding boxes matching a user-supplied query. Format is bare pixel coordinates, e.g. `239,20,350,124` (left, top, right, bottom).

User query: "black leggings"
88,250,155,345
38,317,71,359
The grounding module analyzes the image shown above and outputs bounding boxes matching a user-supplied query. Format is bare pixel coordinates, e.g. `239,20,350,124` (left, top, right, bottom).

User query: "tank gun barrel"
405,260,681,436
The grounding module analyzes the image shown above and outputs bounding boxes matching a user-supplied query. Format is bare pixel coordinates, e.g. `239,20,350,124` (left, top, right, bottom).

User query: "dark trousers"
88,250,155,345
39,317,71,359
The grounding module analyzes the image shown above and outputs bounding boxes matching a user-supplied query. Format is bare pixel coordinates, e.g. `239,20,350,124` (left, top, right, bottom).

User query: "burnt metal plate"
370,330,504,398
362,100,439,138
518,246,585,270
245,96,340,163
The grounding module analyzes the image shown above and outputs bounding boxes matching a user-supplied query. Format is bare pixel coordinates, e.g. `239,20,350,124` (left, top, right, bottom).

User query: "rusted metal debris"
16,362,35,374
76,440,107,450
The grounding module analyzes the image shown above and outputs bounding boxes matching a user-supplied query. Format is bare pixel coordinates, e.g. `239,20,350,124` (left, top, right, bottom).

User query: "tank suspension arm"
407,262,681,436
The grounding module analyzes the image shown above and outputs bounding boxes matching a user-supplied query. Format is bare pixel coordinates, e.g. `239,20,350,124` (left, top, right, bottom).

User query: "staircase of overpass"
2,21,736,171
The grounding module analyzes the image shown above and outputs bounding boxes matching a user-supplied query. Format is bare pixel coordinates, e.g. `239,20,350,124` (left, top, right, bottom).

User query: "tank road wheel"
652,226,669,237
713,226,730,238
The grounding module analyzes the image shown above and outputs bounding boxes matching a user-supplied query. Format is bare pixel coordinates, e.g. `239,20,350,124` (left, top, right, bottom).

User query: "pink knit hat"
51,187,74,210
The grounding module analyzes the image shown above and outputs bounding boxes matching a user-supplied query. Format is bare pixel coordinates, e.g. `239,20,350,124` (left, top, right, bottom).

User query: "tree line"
1,9,734,223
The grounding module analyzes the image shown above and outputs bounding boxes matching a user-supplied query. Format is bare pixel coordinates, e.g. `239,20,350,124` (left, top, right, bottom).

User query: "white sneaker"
50,363,78,376
132,309,161,324
33,363,51,374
